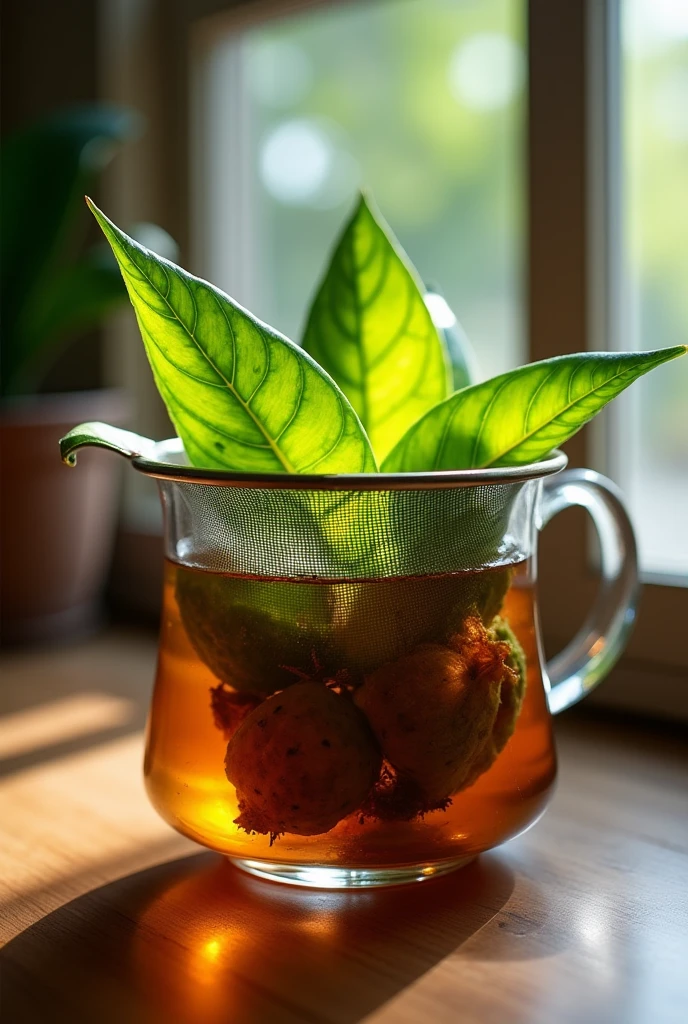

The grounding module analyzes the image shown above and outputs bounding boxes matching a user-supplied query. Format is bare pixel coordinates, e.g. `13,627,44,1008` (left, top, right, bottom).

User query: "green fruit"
334,566,512,675
225,682,381,837
460,616,527,789
176,567,336,695
175,559,514,702
354,616,513,806
487,616,527,753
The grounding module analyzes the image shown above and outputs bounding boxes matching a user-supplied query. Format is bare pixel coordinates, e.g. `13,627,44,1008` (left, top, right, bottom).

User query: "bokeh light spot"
260,119,333,204
448,33,525,111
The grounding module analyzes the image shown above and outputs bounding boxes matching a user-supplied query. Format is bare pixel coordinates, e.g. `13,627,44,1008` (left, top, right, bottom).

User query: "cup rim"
132,440,568,490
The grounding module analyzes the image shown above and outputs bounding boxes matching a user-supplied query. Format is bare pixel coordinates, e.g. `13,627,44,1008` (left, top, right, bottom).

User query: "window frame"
529,0,687,715
101,0,688,716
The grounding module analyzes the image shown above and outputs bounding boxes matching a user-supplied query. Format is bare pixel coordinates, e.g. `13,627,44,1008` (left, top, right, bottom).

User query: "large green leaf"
88,200,377,474
302,194,450,462
382,348,688,471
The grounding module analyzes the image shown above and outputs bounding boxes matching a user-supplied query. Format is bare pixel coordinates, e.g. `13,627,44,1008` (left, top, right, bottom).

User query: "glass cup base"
229,855,476,889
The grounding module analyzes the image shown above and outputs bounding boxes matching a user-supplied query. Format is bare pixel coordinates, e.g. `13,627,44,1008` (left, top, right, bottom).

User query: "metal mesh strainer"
161,480,534,578
138,441,566,580
134,443,567,680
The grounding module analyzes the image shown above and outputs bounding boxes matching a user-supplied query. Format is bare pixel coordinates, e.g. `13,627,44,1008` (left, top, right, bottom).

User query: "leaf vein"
482,357,669,466
129,258,295,472
299,394,347,471
470,378,512,467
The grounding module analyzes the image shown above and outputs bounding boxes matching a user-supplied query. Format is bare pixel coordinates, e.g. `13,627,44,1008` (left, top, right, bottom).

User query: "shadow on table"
3,850,516,1024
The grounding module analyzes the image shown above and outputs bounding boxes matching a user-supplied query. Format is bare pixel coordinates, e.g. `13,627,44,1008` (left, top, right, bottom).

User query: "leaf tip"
356,188,380,222
59,438,78,467
84,195,101,220
84,197,129,259
655,343,688,367
85,194,107,229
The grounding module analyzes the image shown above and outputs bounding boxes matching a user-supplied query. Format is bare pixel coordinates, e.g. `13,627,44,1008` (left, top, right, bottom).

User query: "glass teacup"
63,426,638,888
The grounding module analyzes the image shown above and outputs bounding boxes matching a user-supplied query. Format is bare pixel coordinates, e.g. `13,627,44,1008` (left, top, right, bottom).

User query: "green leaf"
6,226,179,395
382,347,688,471
424,285,480,392
1,105,140,391
87,199,377,474
6,253,126,394
302,194,450,462
59,422,159,466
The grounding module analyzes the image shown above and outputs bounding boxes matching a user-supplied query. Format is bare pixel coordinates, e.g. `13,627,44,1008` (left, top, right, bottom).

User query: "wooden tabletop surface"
1,629,686,1024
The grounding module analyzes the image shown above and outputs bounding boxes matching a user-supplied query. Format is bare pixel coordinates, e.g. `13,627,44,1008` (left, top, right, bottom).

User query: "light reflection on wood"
0,693,135,761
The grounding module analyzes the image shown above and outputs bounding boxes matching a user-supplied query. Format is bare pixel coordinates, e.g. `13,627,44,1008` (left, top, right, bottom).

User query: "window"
103,0,687,712
193,0,525,378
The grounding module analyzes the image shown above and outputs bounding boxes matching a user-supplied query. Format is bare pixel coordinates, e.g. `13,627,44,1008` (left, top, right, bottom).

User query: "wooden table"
1,630,686,1024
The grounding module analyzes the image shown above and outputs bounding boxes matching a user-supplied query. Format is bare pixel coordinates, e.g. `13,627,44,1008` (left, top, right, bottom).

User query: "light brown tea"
144,558,556,870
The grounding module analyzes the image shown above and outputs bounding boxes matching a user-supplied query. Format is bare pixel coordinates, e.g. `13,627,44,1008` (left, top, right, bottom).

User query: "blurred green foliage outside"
243,0,524,377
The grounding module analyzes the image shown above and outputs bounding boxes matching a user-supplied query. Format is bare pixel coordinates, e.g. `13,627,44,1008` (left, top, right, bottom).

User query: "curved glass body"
146,557,556,876
143,469,560,886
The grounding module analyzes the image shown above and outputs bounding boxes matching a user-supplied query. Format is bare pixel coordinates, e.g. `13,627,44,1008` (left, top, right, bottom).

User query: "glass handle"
540,469,640,714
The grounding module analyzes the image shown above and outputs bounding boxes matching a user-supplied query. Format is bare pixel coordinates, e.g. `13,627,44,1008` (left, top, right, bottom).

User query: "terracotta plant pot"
0,389,129,645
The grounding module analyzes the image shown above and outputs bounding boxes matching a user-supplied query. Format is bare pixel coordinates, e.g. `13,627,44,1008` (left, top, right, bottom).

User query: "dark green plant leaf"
302,194,450,462
7,226,178,395
1,105,140,391
382,348,688,471
88,199,377,474
7,254,125,394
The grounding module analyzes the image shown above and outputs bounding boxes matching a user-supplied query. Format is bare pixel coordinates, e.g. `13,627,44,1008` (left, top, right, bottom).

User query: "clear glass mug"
62,425,639,888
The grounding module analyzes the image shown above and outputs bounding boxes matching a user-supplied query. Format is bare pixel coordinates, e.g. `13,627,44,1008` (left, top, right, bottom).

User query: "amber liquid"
144,559,556,869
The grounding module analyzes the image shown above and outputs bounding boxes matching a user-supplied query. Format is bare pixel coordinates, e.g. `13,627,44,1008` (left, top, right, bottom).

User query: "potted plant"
0,105,174,644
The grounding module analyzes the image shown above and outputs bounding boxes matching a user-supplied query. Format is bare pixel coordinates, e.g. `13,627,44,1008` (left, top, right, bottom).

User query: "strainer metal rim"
132,442,568,490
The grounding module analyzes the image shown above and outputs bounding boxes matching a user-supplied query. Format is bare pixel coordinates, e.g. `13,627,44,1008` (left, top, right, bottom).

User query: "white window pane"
196,0,525,379
617,0,688,580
